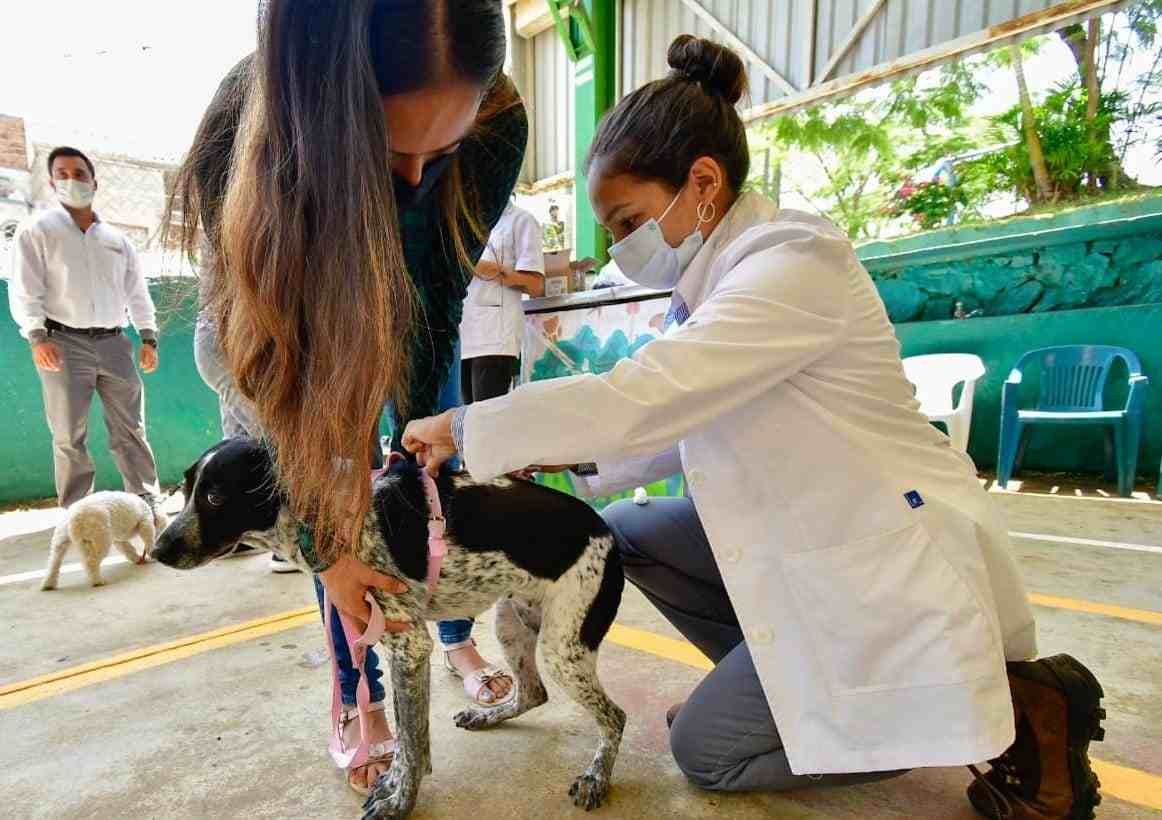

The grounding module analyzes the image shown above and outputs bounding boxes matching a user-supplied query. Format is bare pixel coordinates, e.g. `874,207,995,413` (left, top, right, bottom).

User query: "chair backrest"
902,353,986,412
1014,345,1140,412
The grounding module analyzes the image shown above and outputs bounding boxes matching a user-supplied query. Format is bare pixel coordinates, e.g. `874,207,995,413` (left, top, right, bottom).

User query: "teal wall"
858,195,1162,322
2,279,221,504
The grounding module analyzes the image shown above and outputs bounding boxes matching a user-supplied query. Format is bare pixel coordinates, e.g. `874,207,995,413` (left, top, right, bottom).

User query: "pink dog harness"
324,460,448,770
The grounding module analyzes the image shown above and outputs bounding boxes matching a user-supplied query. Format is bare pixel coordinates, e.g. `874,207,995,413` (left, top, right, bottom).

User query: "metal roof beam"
676,0,799,95
745,0,1131,122
816,0,888,85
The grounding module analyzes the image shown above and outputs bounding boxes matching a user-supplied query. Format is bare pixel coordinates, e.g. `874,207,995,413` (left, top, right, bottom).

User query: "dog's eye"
206,492,226,508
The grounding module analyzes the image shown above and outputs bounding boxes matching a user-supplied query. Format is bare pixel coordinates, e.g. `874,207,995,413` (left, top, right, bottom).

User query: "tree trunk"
1085,18,1101,191
1057,19,1131,189
1011,45,1054,203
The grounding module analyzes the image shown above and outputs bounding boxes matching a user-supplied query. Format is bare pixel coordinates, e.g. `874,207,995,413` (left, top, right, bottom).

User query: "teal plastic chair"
997,346,1149,497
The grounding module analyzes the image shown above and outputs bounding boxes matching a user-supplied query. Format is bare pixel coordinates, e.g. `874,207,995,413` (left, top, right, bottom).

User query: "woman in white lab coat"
396,36,1105,819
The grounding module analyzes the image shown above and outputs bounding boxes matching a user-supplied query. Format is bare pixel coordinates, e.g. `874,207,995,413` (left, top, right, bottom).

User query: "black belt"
45,319,122,338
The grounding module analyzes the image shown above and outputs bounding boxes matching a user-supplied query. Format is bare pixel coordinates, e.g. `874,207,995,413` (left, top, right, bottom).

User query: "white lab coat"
460,204,544,360
461,193,1037,775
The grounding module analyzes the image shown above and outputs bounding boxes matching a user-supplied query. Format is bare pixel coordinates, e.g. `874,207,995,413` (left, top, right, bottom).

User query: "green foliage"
766,63,983,238
962,82,1128,202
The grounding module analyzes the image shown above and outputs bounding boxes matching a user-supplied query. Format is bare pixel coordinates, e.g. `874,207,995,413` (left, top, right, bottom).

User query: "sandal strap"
464,666,515,703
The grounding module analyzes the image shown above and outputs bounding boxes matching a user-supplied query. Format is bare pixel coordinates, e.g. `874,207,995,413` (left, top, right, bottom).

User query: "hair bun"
666,34,747,105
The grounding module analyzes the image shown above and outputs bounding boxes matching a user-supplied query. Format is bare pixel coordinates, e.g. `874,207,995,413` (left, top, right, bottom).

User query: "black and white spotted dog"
151,438,626,819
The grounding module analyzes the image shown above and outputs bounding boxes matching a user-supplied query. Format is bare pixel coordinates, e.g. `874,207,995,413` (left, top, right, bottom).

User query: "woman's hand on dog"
320,554,412,631
402,410,458,476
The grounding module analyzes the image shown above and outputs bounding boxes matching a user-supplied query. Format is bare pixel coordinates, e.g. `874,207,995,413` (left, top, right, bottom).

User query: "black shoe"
269,553,302,573
222,543,264,559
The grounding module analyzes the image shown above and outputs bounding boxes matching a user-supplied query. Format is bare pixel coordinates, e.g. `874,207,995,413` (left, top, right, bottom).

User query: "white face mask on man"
607,185,716,290
55,179,95,209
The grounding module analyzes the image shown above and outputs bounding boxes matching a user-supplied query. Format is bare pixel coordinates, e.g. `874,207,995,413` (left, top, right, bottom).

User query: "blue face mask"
607,186,707,290
393,153,455,211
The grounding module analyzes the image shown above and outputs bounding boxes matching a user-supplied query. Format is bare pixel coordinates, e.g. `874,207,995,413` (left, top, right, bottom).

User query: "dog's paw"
453,706,502,731
569,773,610,811
362,762,420,819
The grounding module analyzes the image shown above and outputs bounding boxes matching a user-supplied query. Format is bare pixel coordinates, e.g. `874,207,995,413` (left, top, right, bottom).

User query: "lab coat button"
687,469,705,487
722,546,743,563
752,626,774,645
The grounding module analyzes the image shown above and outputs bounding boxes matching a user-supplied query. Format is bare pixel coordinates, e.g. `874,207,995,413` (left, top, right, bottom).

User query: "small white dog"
41,492,169,590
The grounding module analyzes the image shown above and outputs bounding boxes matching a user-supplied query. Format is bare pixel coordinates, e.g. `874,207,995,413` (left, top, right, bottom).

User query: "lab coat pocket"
461,303,503,355
471,279,503,307
783,523,996,696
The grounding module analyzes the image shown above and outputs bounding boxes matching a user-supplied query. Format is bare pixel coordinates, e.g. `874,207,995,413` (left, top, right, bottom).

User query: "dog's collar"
378,457,447,601
419,469,447,601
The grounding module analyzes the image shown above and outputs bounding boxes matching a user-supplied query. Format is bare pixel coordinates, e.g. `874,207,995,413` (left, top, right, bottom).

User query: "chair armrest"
1127,374,1150,415
1001,376,1021,418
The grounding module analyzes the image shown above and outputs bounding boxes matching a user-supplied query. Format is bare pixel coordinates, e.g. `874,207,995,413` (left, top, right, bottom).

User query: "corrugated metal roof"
521,27,576,182
620,0,1068,109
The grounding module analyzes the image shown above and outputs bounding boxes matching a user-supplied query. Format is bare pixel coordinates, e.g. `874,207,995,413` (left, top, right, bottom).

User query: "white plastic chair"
902,353,986,453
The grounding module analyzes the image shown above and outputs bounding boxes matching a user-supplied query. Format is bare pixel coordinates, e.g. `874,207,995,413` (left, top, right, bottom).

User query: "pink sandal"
336,702,397,796
324,589,396,795
443,638,515,706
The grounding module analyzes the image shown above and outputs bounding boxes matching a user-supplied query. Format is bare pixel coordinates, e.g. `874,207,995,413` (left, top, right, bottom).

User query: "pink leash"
324,589,386,769
323,460,447,770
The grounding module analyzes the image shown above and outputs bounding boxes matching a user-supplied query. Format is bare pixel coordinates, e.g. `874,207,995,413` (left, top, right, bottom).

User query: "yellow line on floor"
2,591,1158,711
606,623,713,671
1029,593,1162,626
0,606,316,710
1090,760,1162,812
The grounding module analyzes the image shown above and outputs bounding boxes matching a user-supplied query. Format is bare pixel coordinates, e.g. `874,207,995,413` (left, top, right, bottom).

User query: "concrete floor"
1,489,1160,820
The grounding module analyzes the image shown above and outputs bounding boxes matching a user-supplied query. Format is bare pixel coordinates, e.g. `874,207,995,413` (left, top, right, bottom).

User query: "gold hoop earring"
697,200,716,224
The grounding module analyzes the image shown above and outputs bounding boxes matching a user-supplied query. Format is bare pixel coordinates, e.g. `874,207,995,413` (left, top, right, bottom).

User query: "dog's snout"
149,527,185,567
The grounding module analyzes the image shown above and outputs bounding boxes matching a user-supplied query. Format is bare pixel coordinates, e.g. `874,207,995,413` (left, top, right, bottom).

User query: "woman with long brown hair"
174,0,526,795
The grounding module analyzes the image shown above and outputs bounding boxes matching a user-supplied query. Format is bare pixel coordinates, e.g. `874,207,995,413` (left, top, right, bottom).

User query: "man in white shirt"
459,202,545,403
8,146,161,508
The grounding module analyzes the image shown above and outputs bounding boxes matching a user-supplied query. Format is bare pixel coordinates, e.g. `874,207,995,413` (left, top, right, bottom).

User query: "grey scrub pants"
38,329,159,508
603,497,907,792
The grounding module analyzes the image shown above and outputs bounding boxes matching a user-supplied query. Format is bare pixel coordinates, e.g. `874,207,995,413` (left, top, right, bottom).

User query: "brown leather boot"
967,654,1106,819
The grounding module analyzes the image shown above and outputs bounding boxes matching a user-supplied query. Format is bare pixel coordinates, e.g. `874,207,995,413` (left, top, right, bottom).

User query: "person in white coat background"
394,36,1106,820
459,201,545,404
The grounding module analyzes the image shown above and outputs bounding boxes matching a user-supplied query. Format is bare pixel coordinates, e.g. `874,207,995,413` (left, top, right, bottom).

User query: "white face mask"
55,179,95,209
607,186,711,290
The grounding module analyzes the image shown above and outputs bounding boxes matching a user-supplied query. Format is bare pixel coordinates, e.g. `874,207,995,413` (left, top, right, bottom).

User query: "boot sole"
1010,654,1106,820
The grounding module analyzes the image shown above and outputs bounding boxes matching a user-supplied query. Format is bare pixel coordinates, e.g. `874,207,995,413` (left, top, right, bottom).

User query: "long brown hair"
171,0,509,560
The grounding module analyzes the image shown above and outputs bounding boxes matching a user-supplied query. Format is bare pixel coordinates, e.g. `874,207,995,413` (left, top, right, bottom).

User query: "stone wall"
857,195,1162,323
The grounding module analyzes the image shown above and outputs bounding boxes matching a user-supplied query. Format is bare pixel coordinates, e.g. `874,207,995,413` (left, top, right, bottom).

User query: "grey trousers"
193,318,259,438
38,330,158,508
603,497,907,792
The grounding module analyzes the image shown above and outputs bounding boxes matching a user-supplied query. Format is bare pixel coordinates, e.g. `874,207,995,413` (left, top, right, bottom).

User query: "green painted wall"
858,195,1162,322
2,279,221,504
571,0,616,264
